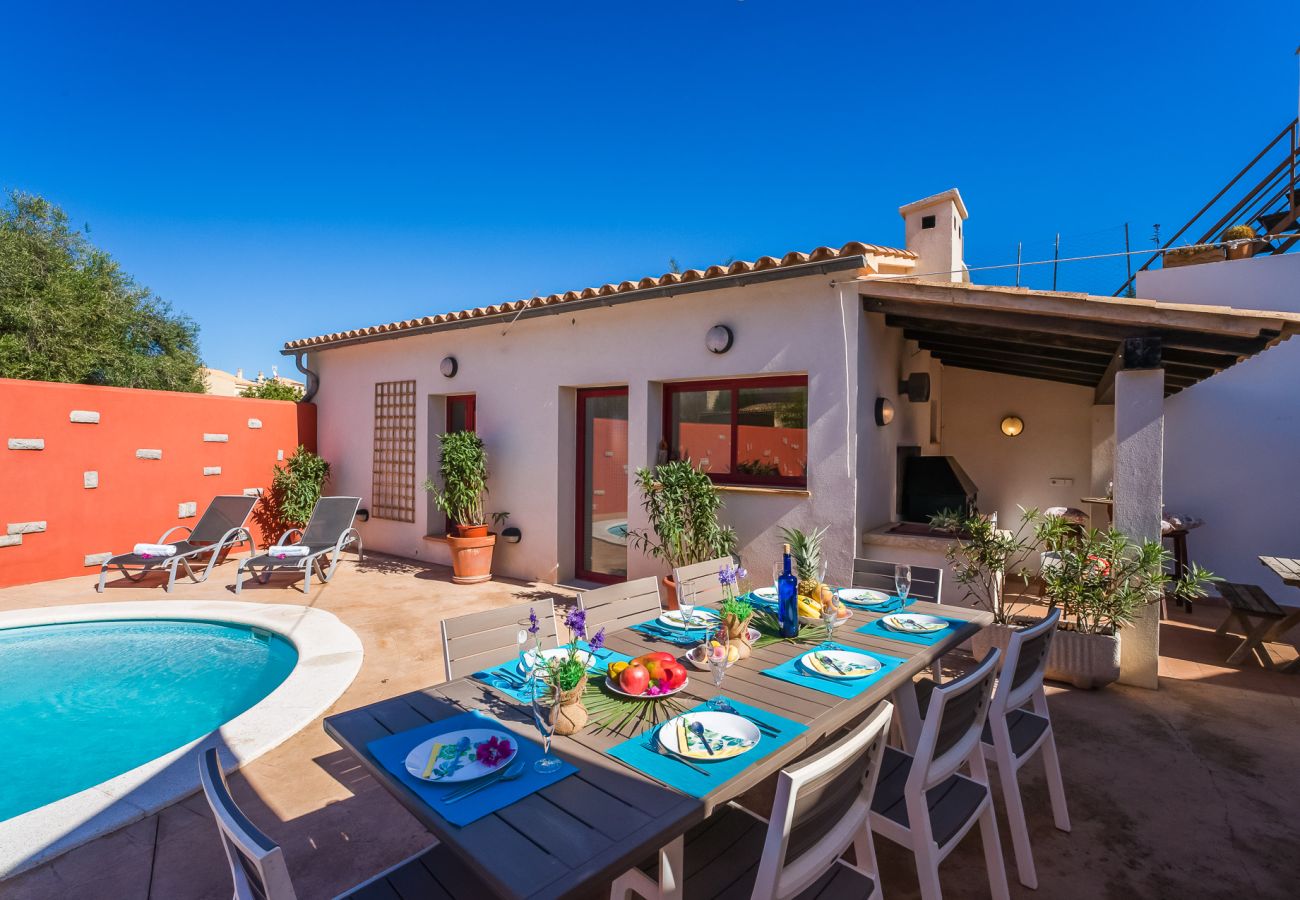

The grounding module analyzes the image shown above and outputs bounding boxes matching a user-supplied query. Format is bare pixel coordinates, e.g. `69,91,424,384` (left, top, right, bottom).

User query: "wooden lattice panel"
372,380,416,522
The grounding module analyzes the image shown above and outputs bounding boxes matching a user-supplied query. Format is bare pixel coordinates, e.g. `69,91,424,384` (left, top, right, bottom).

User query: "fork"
644,738,710,775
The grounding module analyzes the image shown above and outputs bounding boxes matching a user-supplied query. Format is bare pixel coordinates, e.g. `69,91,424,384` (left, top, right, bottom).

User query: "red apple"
634,651,676,668
619,663,649,695
661,661,688,690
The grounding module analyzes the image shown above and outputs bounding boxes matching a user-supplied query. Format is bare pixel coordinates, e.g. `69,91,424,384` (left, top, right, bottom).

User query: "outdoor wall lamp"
705,324,734,354
356,508,371,522
875,397,895,426
440,356,458,378
501,526,522,544
898,372,931,402
1001,415,1025,437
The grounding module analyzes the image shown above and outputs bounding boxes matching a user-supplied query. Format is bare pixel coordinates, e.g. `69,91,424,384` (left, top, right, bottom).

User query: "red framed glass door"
576,388,628,583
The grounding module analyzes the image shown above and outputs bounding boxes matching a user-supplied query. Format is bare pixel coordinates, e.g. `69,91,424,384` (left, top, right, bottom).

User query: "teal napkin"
367,710,576,827
856,613,968,646
762,641,905,699
604,697,806,798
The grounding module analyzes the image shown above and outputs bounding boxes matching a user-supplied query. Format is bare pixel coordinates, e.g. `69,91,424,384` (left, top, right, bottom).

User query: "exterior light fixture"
501,526,522,544
1000,415,1024,437
875,398,895,426
440,356,458,378
356,508,371,522
898,372,931,402
705,324,734,354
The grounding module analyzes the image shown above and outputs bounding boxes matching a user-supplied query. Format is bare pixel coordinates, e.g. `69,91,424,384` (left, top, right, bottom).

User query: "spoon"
444,760,525,803
689,720,716,756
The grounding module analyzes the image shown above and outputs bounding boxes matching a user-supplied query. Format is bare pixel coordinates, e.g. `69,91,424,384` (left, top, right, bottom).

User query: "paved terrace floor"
2,557,1298,900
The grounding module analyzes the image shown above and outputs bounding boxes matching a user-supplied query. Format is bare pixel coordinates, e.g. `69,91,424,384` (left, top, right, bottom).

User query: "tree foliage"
0,191,205,391
240,379,303,401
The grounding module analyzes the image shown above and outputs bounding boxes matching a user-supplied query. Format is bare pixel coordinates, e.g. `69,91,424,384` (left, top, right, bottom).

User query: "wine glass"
705,627,729,709
529,664,563,774
895,564,912,604
821,598,840,642
678,583,697,632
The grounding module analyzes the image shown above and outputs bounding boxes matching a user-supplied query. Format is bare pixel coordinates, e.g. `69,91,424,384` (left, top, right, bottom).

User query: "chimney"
899,188,968,282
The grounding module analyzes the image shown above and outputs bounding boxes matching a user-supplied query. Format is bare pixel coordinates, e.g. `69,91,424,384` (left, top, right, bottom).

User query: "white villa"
283,188,1300,688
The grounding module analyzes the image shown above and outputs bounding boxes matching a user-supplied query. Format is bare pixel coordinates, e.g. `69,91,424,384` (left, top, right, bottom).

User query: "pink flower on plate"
475,736,513,767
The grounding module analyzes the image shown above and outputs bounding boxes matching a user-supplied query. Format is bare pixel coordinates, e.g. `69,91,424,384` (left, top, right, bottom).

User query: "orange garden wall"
0,379,316,588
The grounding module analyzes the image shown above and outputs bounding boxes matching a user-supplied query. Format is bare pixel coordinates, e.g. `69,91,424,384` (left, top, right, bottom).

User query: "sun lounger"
235,496,363,594
97,494,259,593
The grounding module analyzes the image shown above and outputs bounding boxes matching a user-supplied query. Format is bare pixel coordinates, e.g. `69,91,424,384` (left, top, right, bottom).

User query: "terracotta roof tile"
284,240,916,351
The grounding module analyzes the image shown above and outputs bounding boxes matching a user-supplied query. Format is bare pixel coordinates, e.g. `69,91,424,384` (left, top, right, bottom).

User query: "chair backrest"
673,556,732,608
992,608,1059,717
440,599,559,681
300,496,362,545
752,702,894,900
199,748,297,900
191,495,259,543
911,648,1000,792
577,577,662,633
852,557,942,603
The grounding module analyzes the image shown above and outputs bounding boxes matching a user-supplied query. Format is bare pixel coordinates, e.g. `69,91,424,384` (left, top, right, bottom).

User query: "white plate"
751,587,778,601
880,613,949,634
521,647,594,678
404,728,518,783
658,711,760,761
798,649,882,679
604,674,690,698
836,588,890,605
657,608,721,629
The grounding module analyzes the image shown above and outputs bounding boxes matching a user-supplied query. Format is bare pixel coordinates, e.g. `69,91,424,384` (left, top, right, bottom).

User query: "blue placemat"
473,646,631,704
367,710,577,827
604,696,806,798
856,613,969,646
762,641,906,699
629,616,719,647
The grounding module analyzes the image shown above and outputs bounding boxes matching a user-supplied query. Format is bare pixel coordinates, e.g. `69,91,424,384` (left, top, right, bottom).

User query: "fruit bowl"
684,628,760,670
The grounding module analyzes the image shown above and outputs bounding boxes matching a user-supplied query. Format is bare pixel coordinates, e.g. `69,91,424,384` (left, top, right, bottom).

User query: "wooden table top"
1259,555,1300,588
324,600,991,900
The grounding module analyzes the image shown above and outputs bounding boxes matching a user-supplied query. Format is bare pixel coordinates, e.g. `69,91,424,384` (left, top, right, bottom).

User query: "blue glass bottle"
777,543,799,638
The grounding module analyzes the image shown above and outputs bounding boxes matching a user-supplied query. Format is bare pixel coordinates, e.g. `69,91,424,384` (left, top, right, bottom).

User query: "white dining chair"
981,608,1070,889
200,748,485,899
870,649,1009,900
672,556,733,609
577,576,663,633
610,702,894,900
439,599,559,681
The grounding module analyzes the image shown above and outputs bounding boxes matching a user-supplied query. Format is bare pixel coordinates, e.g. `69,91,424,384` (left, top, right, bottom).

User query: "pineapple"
780,525,828,598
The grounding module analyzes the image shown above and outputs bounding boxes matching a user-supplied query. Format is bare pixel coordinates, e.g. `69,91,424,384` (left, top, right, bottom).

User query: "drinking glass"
705,628,729,708
895,564,912,603
489,628,530,690
678,583,697,632
821,600,840,642
529,665,563,774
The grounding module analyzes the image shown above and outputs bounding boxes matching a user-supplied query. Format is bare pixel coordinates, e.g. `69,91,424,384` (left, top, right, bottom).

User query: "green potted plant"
1163,242,1224,269
424,431,505,583
930,508,1042,625
1036,523,1215,688
1223,224,1258,261
627,460,737,609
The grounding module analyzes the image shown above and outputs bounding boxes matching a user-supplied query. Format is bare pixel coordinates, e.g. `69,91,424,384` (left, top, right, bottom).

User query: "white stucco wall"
310,275,887,585
1139,253,1300,587
939,368,1095,527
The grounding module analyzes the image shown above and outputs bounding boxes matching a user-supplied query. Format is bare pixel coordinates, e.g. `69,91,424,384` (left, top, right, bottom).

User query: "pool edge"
0,600,363,880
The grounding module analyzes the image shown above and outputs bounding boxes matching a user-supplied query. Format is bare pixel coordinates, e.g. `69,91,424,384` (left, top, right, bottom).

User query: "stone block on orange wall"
7,521,46,535
203,433,229,442
8,438,44,450
84,471,98,488
136,449,162,460
84,552,111,566
248,418,262,429
203,467,222,476
0,535,21,548
178,502,197,518
69,410,100,424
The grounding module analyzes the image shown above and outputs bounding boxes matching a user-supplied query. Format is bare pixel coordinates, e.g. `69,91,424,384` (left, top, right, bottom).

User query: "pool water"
0,619,297,822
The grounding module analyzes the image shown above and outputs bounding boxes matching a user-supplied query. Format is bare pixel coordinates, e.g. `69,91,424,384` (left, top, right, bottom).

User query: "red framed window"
663,375,808,488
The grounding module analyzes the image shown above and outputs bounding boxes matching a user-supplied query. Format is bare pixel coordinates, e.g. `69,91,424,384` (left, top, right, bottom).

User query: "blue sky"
3,1,1297,378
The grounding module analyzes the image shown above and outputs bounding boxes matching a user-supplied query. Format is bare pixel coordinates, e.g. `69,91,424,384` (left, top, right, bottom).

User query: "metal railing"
1115,118,1299,296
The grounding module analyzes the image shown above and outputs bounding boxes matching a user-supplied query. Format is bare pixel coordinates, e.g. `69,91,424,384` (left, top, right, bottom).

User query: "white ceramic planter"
971,619,1121,690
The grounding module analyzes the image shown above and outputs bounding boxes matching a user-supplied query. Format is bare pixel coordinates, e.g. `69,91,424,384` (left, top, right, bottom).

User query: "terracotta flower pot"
661,575,679,611
447,532,496,584
550,673,588,735
722,612,754,660
455,523,490,538
1225,241,1257,261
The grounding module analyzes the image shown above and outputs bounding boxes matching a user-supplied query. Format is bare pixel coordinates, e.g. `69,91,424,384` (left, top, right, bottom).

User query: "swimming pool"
0,619,298,823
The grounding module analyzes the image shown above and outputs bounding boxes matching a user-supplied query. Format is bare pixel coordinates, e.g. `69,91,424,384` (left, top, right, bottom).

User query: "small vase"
550,673,589,735
722,613,754,660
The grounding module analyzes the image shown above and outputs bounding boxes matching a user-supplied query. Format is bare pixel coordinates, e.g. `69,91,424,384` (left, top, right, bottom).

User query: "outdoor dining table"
324,598,992,900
